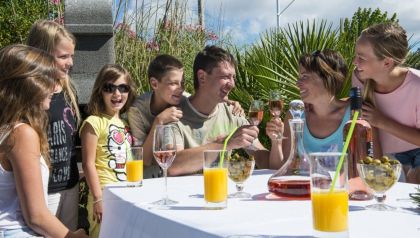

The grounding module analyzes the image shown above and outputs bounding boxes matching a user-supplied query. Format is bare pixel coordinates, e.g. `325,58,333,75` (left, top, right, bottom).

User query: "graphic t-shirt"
47,91,79,193
80,115,133,187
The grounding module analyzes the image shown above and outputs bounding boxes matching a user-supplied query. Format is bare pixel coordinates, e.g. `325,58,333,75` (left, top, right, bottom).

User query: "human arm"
168,125,261,176
265,117,286,169
10,124,87,238
362,103,420,147
80,122,103,224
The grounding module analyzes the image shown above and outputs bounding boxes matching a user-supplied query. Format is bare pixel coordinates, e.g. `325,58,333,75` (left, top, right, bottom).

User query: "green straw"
329,111,359,193
219,127,238,168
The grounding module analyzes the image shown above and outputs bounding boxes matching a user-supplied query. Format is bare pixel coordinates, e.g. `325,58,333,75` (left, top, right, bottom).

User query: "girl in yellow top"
80,64,136,237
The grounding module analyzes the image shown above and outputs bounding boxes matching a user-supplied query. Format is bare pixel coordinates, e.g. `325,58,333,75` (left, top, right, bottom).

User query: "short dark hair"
147,54,183,81
299,49,348,97
193,45,236,90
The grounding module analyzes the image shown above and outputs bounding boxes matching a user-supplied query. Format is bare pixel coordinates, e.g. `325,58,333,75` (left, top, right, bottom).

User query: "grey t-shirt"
175,98,249,149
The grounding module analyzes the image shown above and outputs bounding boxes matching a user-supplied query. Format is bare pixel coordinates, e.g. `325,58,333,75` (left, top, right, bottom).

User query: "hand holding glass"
269,90,286,139
152,125,178,206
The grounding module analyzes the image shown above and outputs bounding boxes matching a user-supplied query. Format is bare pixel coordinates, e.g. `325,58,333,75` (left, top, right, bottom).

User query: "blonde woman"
0,44,87,238
27,20,81,229
353,23,420,184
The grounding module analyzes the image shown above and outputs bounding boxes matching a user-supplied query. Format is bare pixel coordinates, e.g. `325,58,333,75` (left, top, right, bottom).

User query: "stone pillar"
64,0,115,105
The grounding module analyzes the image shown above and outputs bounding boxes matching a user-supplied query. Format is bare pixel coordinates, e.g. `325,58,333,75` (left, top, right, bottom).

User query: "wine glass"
357,162,401,211
248,99,264,126
152,124,178,205
227,152,255,198
269,90,285,139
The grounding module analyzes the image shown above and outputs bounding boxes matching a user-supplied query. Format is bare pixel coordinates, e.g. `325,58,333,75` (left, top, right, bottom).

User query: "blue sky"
116,0,420,48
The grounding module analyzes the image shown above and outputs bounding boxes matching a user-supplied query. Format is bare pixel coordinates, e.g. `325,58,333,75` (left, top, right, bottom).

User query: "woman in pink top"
352,23,420,184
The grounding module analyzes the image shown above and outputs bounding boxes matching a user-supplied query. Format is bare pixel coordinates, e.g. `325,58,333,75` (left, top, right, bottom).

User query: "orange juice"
126,160,143,182
311,190,348,232
204,168,227,202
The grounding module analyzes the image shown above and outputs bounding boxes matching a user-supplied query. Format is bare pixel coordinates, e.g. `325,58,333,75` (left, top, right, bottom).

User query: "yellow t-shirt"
80,114,133,187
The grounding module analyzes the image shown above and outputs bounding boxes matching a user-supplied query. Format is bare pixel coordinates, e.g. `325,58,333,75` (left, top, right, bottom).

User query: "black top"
47,91,79,193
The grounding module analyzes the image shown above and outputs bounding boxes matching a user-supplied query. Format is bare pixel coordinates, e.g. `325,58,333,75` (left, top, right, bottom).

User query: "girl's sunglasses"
102,83,130,93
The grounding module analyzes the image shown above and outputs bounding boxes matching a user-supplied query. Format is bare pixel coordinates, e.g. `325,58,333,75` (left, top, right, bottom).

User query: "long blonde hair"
357,23,409,106
27,20,81,126
0,44,59,163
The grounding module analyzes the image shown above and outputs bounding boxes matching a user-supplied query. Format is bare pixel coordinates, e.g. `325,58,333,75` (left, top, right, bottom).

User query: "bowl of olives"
227,151,255,198
357,156,401,211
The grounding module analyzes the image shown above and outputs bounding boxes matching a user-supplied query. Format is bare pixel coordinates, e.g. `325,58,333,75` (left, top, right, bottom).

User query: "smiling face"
102,75,129,116
297,65,330,103
199,61,235,103
53,38,75,78
353,40,386,82
151,68,184,106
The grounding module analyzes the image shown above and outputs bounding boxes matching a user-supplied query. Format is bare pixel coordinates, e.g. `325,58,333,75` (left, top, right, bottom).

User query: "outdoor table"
99,170,420,238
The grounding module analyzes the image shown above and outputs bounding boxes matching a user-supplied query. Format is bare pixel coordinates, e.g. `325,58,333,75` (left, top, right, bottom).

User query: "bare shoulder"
12,123,39,140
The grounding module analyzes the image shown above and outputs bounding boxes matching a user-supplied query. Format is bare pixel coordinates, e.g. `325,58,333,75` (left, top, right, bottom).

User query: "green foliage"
0,0,64,48
0,0,48,47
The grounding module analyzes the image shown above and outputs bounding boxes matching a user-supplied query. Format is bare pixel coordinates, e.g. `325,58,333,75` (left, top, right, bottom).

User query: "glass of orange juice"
126,146,143,187
310,152,348,238
203,150,229,209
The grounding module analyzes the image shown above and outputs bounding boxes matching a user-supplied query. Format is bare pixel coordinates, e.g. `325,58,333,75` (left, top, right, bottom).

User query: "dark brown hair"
299,49,348,97
86,64,136,115
147,54,183,81
193,45,236,90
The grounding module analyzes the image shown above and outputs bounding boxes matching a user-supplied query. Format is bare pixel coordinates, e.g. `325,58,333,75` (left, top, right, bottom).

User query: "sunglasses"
102,83,130,93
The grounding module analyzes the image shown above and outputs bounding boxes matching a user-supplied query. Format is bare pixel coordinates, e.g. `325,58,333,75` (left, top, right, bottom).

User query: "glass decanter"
267,101,311,198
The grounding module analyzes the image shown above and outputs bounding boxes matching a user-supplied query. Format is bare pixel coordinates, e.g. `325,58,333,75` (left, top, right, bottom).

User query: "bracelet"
93,198,103,204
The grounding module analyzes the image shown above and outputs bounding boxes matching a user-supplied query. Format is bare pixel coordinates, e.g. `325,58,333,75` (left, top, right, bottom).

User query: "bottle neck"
289,119,305,156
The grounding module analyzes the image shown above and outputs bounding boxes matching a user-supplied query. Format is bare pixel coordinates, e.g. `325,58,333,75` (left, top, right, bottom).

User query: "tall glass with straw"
310,152,349,237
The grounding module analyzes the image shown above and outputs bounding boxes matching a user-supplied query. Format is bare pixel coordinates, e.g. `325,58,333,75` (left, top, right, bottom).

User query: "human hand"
156,106,183,125
226,125,259,150
227,100,245,116
361,103,386,128
93,200,103,223
265,117,284,140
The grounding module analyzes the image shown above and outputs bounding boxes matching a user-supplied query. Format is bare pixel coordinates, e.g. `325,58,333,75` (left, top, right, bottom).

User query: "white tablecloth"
100,170,420,238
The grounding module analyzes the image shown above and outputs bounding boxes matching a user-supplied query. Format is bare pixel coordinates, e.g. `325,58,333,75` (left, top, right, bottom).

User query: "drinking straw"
219,127,238,167
329,111,359,193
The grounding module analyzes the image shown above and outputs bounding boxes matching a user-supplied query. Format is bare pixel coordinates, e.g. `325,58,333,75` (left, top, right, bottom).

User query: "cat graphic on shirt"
106,124,133,181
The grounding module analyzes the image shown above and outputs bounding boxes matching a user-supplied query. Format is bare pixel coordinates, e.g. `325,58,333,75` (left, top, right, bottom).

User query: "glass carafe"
267,118,311,198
